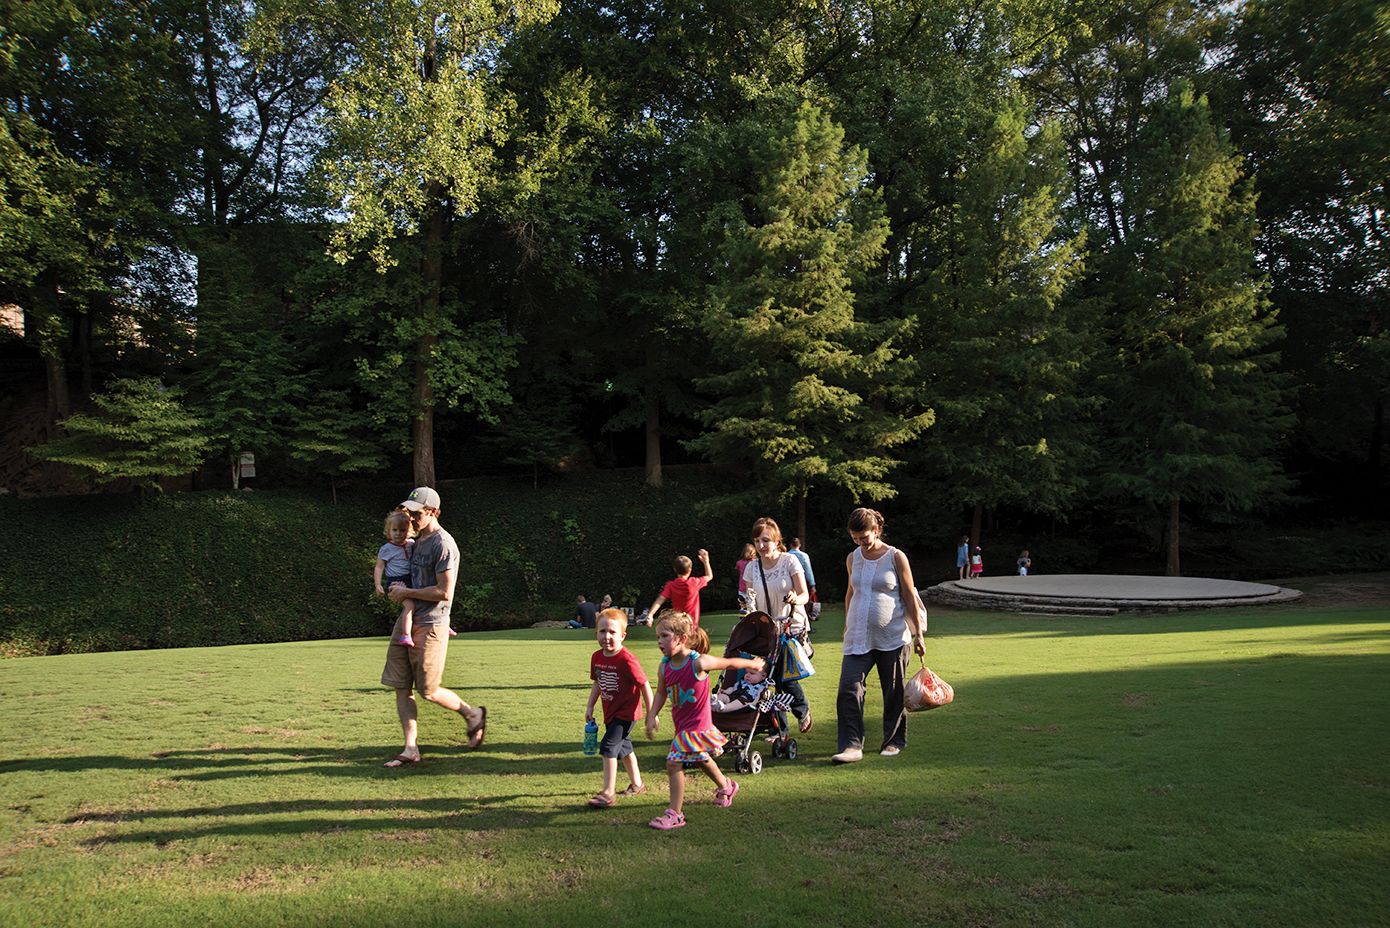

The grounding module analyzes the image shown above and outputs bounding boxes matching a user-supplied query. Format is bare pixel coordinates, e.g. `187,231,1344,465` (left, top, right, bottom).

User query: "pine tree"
1099,83,1293,574
909,99,1096,543
689,98,932,537
29,378,209,493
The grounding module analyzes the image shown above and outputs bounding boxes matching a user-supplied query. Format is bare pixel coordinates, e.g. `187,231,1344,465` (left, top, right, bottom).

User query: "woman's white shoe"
831,747,864,764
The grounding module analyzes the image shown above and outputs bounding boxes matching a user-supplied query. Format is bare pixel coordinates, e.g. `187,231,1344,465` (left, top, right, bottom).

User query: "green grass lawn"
1,596,1387,927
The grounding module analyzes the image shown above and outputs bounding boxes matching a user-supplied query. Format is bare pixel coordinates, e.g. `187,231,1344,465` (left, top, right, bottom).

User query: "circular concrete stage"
928,574,1302,615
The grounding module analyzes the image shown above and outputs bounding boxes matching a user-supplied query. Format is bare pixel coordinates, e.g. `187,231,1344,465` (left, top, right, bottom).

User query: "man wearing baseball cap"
381,486,487,766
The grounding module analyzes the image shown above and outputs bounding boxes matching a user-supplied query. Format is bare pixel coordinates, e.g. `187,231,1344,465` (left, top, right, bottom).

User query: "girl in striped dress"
644,611,765,830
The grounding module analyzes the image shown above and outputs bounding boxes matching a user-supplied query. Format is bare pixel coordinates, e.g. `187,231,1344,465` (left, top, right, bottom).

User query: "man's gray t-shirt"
409,527,459,628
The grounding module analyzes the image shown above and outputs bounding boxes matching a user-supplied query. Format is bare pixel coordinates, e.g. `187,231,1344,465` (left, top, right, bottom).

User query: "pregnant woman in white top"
833,507,926,764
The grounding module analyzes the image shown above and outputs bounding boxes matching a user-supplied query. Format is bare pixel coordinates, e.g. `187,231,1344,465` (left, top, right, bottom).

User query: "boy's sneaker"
395,633,415,647
648,809,686,830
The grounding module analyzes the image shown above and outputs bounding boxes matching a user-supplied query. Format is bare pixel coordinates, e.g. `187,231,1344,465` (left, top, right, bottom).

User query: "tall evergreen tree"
689,97,931,537
909,99,1095,545
1098,84,1292,575
1219,0,1390,502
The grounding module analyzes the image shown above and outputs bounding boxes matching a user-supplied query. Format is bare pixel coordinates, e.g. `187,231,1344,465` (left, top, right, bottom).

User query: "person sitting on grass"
647,549,713,628
584,608,654,809
374,510,417,647
569,594,601,629
645,611,765,831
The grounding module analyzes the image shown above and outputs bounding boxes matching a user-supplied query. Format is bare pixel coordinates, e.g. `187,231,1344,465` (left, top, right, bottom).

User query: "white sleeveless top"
741,553,808,636
843,546,911,655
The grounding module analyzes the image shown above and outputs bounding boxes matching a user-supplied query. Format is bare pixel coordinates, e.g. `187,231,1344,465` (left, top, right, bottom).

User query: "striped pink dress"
662,652,727,762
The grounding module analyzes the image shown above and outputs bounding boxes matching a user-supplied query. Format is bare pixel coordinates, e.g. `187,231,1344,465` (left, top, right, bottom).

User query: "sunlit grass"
1,599,1386,927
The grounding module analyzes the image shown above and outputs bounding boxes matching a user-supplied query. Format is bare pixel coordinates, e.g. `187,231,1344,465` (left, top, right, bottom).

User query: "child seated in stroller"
711,665,768,713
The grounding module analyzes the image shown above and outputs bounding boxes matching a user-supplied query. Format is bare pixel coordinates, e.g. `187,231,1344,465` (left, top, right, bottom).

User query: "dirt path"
1277,572,1390,608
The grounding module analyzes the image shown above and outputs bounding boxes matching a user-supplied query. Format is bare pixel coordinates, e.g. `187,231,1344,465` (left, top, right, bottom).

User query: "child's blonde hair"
655,610,710,655
596,607,628,631
672,555,693,576
384,510,412,538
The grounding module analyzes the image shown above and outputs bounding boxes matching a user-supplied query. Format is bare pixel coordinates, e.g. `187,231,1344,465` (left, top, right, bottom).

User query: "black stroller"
710,610,802,774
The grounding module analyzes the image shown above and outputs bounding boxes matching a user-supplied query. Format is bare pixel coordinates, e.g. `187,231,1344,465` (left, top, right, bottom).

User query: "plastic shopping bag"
904,657,953,711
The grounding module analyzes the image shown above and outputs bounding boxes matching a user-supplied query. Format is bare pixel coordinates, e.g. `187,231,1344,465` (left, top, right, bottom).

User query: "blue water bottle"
583,719,599,755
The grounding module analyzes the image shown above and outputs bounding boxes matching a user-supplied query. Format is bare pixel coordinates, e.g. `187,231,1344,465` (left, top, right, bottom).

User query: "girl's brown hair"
655,611,711,655
750,516,786,551
847,507,885,533
741,542,756,560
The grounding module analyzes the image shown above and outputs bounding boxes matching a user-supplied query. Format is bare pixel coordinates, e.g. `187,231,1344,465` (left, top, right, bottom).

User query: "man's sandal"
464,706,487,748
383,753,420,768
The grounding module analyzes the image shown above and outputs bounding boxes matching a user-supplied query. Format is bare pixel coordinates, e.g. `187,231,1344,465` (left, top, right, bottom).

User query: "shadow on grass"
926,605,1390,639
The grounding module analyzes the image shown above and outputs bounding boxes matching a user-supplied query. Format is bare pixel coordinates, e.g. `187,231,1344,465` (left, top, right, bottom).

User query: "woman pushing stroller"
740,516,814,735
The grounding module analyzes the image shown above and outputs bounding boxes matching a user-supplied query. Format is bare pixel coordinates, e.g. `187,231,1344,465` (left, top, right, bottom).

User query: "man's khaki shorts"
380,623,449,695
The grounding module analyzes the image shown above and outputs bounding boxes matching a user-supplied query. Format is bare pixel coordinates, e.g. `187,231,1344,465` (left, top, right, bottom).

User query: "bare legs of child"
649,758,738,829
591,754,646,807
393,599,415,648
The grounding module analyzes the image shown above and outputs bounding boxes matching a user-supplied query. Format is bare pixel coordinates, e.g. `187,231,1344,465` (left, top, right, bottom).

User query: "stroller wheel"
786,739,799,760
733,756,748,774
749,751,764,775
771,740,784,759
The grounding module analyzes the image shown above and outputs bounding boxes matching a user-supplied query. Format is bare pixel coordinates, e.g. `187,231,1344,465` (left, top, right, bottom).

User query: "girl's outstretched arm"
696,654,766,675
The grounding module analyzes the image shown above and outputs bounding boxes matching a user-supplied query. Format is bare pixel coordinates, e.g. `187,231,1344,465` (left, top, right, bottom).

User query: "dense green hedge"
5,471,1387,657
0,470,756,656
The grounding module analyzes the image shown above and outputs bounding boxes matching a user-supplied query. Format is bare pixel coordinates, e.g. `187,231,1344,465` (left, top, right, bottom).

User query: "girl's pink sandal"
648,809,686,830
713,779,740,807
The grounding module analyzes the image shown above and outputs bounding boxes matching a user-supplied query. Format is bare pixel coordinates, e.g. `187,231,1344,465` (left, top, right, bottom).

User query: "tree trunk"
644,354,662,487
35,286,70,429
78,308,92,398
797,477,808,545
412,187,445,489
970,501,984,553
1166,497,1181,577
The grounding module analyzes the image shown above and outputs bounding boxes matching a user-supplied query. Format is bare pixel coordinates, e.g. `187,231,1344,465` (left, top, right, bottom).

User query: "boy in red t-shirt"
584,609,655,808
647,549,713,627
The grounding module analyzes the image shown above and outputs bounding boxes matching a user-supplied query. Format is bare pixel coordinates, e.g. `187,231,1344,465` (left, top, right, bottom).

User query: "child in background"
647,548,713,627
735,543,756,614
584,609,654,808
374,510,416,647
1017,549,1032,576
645,611,765,830
970,546,984,578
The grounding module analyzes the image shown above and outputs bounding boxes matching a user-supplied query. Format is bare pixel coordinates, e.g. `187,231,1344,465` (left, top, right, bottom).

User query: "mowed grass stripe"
1,602,1386,927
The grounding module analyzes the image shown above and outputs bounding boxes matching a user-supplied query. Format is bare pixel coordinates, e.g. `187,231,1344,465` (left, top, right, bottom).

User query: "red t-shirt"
660,575,711,625
590,647,648,724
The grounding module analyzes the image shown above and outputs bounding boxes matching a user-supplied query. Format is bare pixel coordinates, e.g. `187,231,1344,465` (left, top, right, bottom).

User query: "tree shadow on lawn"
28,650,1388,867
926,605,1390,639
74,796,575,849
0,739,616,781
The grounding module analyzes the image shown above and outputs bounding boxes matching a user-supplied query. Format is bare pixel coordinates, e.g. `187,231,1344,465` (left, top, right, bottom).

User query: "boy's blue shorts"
600,719,635,758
